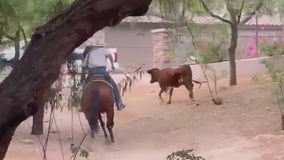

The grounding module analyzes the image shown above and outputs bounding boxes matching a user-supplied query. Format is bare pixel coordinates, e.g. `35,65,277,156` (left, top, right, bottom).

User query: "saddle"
84,74,113,90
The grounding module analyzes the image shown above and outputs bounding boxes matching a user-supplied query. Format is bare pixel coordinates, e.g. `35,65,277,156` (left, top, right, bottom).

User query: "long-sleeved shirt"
82,47,112,69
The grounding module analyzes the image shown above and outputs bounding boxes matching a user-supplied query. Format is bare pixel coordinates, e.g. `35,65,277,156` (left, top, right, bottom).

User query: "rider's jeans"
87,67,123,108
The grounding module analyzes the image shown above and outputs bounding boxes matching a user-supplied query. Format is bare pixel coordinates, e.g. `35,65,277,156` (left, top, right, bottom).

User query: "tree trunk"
0,0,152,159
228,24,238,86
281,114,284,130
31,103,44,135
13,28,21,64
31,90,49,135
0,25,3,44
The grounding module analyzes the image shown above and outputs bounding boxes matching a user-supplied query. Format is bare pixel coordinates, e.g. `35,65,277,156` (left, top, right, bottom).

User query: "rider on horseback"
82,42,125,110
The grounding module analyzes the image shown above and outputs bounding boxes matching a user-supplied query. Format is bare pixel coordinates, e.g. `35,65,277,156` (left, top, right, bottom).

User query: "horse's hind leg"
167,88,174,104
106,113,115,143
87,119,95,138
98,114,108,138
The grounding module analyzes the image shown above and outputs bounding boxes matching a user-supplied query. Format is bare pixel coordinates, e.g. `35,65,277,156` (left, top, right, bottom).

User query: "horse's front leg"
167,88,174,104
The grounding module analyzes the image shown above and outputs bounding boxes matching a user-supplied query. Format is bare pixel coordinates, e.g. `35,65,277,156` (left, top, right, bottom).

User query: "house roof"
191,15,283,26
191,16,221,25
122,15,173,23
245,15,283,26
122,15,222,25
122,15,283,26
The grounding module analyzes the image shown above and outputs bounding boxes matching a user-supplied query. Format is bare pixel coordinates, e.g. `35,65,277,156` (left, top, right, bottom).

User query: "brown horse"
147,65,202,104
80,75,115,142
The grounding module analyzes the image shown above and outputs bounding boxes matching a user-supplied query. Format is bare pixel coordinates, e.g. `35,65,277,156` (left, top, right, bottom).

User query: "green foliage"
157,0,205,21
156,0,272,23
262,46,284,118
251,75,261,83
48,81,64,110
263,57,284,82
198,41,226,64
67,61,84,110
167,149,205,160
193,24,228,64
260,43,284,57
0,0,74,44
70,144,90,159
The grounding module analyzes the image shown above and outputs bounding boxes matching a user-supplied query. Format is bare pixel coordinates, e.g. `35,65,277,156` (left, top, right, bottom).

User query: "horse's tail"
89,89,100,133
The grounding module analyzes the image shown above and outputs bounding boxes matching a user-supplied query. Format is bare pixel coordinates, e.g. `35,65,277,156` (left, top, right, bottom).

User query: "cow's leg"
184,83,195,102
189,88,194,101
159,88,164,100
167,88,174,104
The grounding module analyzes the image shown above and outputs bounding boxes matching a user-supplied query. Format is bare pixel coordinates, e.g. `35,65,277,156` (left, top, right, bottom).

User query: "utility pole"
255,14,259,50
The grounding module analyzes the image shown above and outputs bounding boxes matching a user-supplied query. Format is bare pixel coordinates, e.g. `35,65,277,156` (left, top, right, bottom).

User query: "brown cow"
147,65,201,104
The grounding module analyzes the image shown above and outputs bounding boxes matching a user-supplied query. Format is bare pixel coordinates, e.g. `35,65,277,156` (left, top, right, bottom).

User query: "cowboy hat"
95,41,107,47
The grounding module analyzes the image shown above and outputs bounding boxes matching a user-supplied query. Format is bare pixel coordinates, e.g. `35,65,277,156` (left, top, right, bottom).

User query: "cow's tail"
182,65,207,88
192,80,207,88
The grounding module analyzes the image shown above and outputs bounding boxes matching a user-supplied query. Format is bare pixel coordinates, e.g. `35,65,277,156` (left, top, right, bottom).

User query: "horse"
147,65,202,104
80,74,115,142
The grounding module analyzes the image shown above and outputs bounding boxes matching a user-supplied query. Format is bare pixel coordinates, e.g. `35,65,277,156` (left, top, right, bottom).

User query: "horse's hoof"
167,101,171,104
111,139,115,143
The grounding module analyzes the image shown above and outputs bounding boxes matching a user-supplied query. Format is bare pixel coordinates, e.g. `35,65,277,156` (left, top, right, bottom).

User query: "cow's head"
147,68,160,83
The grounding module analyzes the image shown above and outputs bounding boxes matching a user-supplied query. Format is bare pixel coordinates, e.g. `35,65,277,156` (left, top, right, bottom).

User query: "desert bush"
167,149,205,160
262,47,284,129
260,42,284,57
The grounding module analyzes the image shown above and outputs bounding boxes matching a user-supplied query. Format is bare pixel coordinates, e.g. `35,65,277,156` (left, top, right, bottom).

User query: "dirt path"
5,76,284,160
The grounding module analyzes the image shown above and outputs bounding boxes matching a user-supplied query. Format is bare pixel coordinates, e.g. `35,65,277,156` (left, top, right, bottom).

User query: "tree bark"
281,114,284,130
13,28,21,64
228,24,238,86
31,90,49,135
31,103,44,135
0,0,152,159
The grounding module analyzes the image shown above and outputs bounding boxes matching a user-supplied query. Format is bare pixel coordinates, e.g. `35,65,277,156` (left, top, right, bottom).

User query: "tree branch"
237,0,245,23
240,0,264,24
225,0,237,23
19,25,28,46
199,0,233,25
2,32,15,41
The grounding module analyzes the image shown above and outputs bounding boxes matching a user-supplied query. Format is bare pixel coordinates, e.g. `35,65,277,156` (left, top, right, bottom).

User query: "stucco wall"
111,56,279,87
105,23,170,71
189,56,277,81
